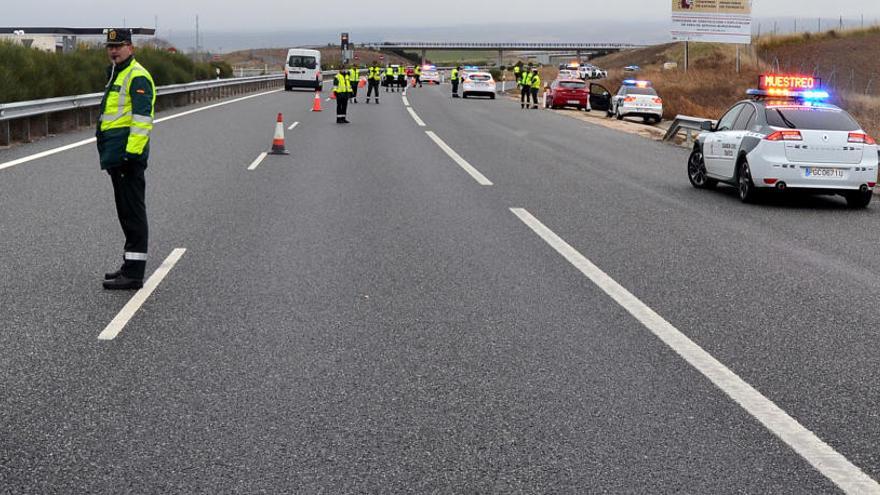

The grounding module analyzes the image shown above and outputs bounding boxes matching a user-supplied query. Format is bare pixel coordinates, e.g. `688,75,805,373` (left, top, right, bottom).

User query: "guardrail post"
11,119,30,143
0,120,10,147
685,129,693,147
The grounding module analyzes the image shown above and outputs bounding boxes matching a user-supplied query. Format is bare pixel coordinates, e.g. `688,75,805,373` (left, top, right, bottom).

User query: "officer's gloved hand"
123,152,141,163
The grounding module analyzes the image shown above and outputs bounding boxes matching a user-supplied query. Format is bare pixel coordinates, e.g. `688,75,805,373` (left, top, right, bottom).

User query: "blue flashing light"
747,88,830,100
622,79,651,88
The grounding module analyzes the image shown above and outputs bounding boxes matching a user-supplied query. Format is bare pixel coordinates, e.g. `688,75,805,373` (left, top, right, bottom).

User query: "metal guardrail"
663,115,717,146
0,72,349,147
0,74,285,122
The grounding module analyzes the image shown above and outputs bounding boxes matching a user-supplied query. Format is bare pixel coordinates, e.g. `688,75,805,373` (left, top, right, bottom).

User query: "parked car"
461,72,497,99
544,78,590,110
421,65,440,84
608,80,663,124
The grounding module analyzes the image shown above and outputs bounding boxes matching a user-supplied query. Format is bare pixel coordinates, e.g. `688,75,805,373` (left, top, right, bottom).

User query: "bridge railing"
367,42,643,50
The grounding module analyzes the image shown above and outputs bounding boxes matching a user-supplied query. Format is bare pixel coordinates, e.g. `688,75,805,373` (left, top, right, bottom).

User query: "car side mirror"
700,120,714,132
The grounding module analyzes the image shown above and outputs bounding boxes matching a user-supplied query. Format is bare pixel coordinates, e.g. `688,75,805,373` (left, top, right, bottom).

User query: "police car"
461,72,497,99
608,80,663,124
687,74,878,207
421,65,440,85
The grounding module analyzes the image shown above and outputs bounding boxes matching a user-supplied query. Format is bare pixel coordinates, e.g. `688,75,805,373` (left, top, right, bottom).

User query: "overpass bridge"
364,41,644,65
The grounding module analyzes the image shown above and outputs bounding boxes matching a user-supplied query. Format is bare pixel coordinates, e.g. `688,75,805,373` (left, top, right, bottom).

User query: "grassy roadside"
0,42,232,103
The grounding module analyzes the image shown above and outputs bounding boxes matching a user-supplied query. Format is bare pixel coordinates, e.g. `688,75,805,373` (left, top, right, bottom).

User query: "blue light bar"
747,88,830,100
622,79,651,87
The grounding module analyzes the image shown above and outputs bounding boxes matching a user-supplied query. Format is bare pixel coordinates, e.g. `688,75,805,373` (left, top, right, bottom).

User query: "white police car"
461,72,497,99
608,80,663,124
687,74,878,207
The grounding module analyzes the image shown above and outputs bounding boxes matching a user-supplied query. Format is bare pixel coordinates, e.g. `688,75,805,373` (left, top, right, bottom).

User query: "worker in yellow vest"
529,67,541,109
451,66,461,98
366,61,381,103
520,66,532,109
334,63,353,123
385,65,395,92
96,28,155,290
513,63,522,89
414,65,422,87
348,65,359,104
396,65,406,91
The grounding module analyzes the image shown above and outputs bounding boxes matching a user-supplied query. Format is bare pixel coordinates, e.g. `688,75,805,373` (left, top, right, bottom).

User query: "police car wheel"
687,149,715,189
738,160,759,203
844,190,872,208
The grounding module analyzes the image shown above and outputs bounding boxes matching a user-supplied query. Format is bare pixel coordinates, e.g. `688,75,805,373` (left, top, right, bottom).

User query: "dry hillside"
588,29,880,138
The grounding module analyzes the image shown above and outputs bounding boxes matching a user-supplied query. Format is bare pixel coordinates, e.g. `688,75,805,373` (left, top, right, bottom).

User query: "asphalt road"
1,81,879,493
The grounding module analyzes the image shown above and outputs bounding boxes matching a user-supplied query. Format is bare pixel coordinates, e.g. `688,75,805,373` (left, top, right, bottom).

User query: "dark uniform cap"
106,28,132,46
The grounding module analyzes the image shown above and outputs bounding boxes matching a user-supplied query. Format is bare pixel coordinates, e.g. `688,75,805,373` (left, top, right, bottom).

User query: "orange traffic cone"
329,91,336,101
311,91,322,112
411,77,416,87
358,77,366,89
269,113,289,155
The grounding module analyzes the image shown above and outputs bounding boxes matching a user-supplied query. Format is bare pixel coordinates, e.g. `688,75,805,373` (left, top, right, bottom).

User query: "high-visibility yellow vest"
99,57,155,156
348,67,358,91
451,69,459,81
369,66,381,80
385,67,394,76
333,72,352,94
531,73,541,89
414,66,421,75
521,72,532,86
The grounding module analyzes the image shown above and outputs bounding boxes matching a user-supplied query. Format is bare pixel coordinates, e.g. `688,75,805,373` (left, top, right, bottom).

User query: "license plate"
567,100,581,104
804,167,845,178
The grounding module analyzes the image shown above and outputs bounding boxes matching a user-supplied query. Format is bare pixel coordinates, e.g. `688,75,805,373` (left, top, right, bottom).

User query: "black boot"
104,269,122,280
103,275,143,290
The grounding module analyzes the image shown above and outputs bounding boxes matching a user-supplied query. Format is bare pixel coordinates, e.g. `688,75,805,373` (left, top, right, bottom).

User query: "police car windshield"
288,56,316,70
765,107,859,131
625,87,657,95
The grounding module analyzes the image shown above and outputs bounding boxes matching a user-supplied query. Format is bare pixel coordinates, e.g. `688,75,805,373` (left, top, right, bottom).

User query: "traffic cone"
311,91,322,112
411,77,416,87
358,77,366,89
269,113,289,155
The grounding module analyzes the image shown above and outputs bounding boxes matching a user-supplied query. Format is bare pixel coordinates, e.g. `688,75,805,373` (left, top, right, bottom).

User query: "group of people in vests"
332,60,424,123
514,62,542,109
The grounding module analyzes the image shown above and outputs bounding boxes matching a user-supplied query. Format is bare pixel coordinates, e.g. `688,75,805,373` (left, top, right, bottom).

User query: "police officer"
334,63,352,123
97,28,155,290
414,64,422,87
520,66,532,109
529,67,541,109
512,62,522,90
348,64,360,104
396,65,406,91
366,61,381,103
385,65,395,92
451,66,461,98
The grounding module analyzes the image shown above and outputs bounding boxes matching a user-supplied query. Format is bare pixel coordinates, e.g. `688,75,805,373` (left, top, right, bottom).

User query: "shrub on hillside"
0,42,234,103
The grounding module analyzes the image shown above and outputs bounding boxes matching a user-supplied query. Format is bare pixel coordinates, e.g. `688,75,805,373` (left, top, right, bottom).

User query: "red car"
544,78,590,111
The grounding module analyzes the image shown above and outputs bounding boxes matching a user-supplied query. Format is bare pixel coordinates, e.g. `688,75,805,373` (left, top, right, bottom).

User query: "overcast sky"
5,0,880,31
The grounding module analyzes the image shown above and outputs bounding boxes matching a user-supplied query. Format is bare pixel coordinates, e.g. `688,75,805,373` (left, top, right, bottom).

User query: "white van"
284,48,322,91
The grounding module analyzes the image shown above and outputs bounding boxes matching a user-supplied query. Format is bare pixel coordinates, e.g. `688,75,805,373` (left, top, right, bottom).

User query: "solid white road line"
288,121,299,131
407,107,426,127
402,95,410,106
0,137,97,172
0,89,282,172
247,152,268,171
424,131,492,186
509,207,880,495
98,248,187,341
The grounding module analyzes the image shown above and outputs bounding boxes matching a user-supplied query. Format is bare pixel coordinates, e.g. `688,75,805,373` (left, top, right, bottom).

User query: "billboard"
671,0,752,44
